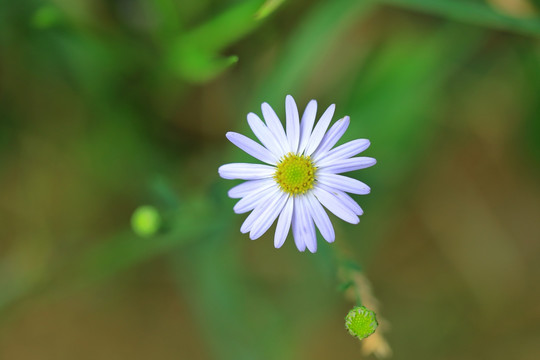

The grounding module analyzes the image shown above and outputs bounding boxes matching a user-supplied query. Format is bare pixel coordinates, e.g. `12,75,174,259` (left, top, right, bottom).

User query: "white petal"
313,186,359,224
274,196,294,248
304,104,336,156
240,189,278,233
317,139,370,167
318,157,376,174
317,173,370,195
226,132,278,165
292,198,306,252
247,112,285,158
297,100,317,154
233,185,279,214
303,199,318,253
250,192,288,240
240,207,263,234
228,179,275,199
295,196,317,253
311,116,350,162
261,102,289,154
305,192,335,243
317,183,363,215
219,163,275,180
285,95,300,153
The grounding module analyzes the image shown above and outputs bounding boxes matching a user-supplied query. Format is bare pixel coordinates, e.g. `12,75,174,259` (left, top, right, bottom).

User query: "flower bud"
131,205,161,237
345,306,378,340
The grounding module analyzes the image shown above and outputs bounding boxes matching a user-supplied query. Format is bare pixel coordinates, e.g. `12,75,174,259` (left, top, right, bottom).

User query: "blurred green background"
1,0,540,359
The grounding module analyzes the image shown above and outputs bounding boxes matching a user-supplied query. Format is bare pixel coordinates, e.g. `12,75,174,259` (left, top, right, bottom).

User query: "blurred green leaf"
71,198,215,285
338,280,354,292
342,24,485,260
167,0,264,83
515,43,540,167
146,0,183,38
258,0,374,104
377,0,540,36
255,0,287,19
346,25,484,182
31,5,63,29
169,235,290,360
0,195,218,317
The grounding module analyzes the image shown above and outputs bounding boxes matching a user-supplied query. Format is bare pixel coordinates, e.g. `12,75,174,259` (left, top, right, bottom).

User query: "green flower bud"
131,205,161,237
345,306,378,340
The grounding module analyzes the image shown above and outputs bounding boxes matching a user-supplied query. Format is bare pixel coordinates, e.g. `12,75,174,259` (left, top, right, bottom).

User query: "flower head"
345,306,378,340
218,95,375,253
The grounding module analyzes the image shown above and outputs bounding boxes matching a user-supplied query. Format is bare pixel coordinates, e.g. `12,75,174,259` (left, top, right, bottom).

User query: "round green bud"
345,306,378,340
131,205,161,237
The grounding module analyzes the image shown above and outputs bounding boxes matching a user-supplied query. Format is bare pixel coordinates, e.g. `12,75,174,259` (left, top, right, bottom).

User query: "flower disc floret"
274,153,316,195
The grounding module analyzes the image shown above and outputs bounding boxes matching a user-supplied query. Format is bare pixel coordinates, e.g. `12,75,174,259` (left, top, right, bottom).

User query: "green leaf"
257,0,374,104
338,280,354,292
169,236,289,360
167,0,263,83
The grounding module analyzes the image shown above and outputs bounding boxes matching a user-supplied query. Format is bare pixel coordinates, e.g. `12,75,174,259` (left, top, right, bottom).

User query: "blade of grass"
168,234,291,360
342,24,486,259
376,0,540,37
256,0,375,105
255,0,287,19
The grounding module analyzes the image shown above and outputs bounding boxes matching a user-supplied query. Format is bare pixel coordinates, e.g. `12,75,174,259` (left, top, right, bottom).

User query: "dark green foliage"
0,1,539,359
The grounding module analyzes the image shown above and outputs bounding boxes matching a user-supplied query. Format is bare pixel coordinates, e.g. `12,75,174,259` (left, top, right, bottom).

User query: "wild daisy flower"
218,95,375,253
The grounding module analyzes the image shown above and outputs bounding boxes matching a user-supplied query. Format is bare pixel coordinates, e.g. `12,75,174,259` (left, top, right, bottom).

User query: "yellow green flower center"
274,153,316,195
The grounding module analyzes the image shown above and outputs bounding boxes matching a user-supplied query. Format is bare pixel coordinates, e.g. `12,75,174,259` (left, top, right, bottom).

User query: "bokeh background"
1,0,540,359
